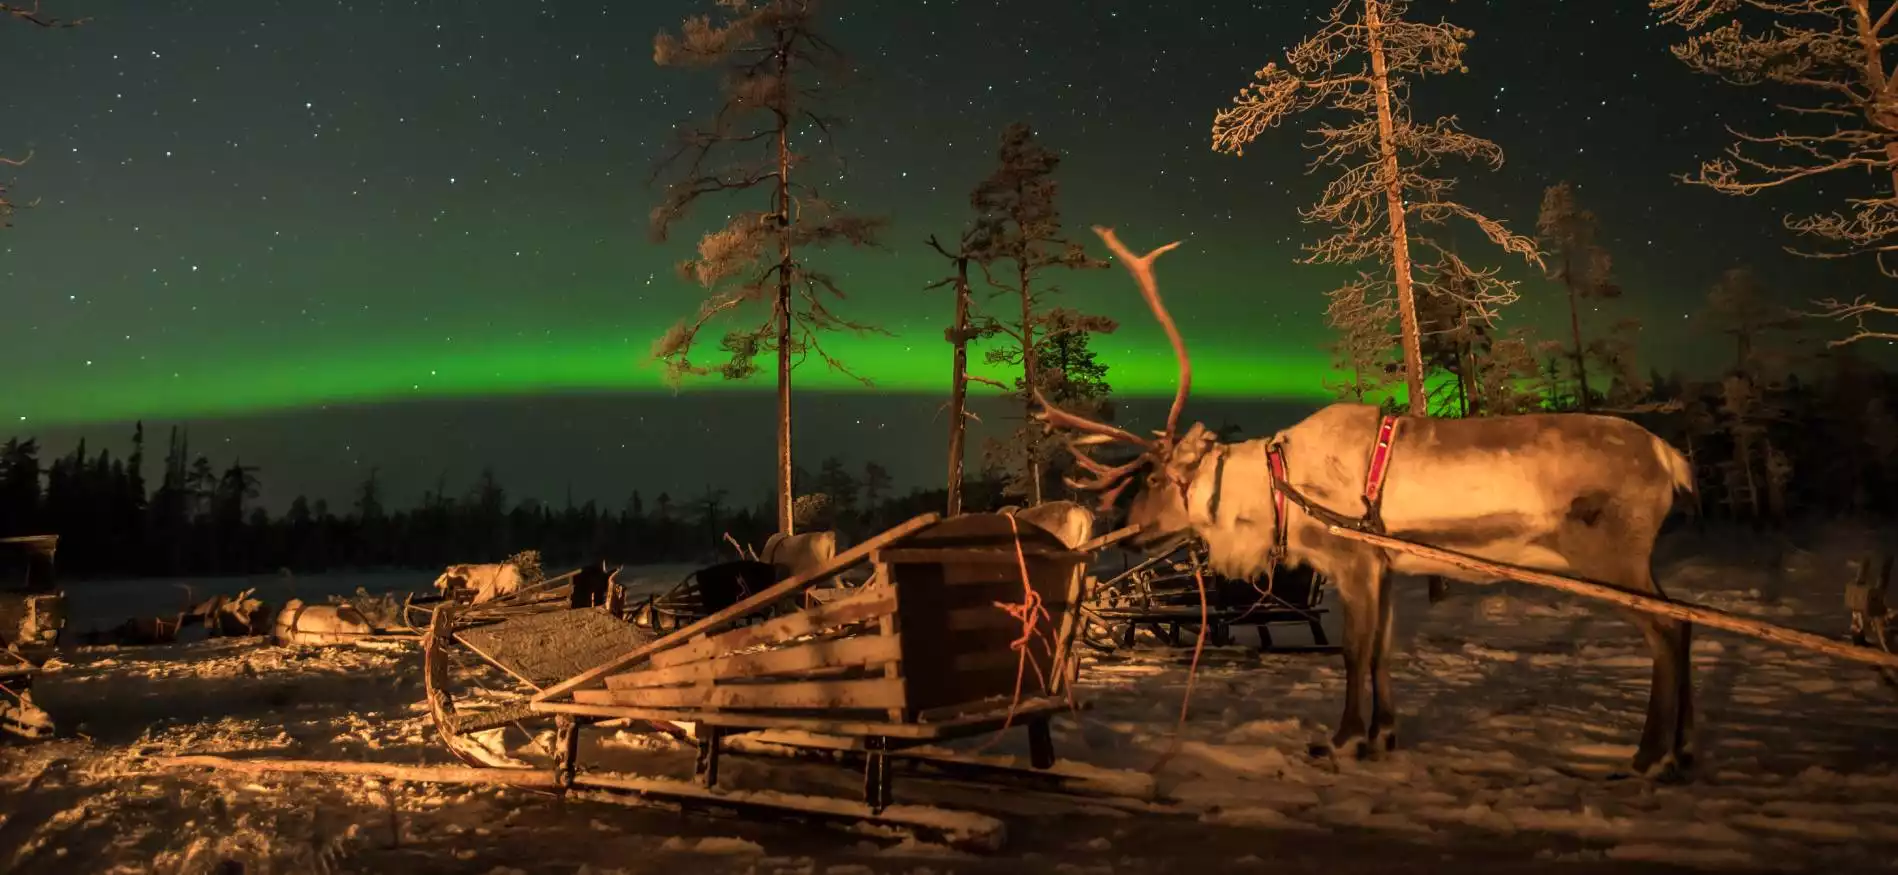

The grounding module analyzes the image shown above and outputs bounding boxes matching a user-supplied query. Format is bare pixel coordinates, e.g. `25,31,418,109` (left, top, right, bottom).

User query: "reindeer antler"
1091,226,1189,442
1030,225,1191,511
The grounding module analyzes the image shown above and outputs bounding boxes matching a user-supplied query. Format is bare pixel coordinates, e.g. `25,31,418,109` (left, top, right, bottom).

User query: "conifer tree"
1536,182,1622,411
1322,275,1401,405
1213,0,1540,415
648,0,886,534
969,123,1106,504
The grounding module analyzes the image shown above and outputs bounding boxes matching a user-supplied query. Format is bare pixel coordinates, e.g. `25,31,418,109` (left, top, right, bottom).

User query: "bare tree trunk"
1017,256,1043,505
946,256,971,517
1563,252,1592,412
1365,0,1426,419
1683,432,1706,529
1455,309,1476,417
773,33,795,536
1368,0,1446,604
1738,431,1761,521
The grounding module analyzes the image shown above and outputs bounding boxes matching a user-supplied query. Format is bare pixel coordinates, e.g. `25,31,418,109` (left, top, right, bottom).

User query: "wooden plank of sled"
532,695,1076,740
1328,525,1898,671
648,587,898,671
873,547,1089,566
1049,556,1090,691
574,675,907,711
1085,606,1257,620
452,630,545,690
534,512,941,704
1075,524,1141,555
605,634,903,691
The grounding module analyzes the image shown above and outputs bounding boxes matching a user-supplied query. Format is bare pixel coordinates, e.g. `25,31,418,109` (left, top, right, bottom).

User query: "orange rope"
1149,553,1211,774
973,515,1054,755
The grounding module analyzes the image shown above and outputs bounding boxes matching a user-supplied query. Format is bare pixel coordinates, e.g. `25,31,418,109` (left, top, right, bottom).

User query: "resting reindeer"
1008,501,1094,550
1039,227,1699,780
433,563,524,606
761,530,839,580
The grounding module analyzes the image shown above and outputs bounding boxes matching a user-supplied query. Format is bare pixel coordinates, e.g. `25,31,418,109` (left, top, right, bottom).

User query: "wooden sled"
629,560,783,635
1082,539,1331,653
410,511,1155,850
1,534,62,739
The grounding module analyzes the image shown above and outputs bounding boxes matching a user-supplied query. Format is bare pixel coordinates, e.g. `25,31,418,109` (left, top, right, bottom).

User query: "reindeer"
1039,227,1699,779
433,563,524,606
1007,501,1095,550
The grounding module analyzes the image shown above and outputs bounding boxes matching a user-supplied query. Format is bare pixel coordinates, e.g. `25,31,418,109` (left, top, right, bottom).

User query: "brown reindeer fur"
1124,404,1697,777
1010,501,1095,550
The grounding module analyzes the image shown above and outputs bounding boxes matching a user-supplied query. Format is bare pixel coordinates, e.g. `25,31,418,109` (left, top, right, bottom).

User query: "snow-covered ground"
57,563,708,636
6,524,1898,873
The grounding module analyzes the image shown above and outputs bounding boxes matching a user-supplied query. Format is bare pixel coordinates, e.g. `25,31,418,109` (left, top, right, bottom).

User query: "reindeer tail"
1653,435,1695,496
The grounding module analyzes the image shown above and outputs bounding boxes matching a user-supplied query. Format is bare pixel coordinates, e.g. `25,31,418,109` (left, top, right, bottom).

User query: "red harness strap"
1267,445,1291,553
1362,415,1401,520
1265,414,1401,557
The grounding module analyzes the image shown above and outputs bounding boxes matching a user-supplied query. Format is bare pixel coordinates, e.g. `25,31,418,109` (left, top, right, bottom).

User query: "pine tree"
1702,267,1801,378
648,0,887,535
1536,182,1622,411
1322,275,1401,405
862,460,891,521
988,318,1118,501
1213,0,1540,415
0,437,40,535
970,124,1107,503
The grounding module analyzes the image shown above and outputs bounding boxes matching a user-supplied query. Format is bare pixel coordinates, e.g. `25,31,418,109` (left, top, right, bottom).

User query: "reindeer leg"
1630,613,1689,783
1673,617,1696,771
1312,565,1376,761
1367,567,1400,755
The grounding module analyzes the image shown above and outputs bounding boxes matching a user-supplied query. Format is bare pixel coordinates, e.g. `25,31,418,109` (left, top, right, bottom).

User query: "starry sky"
0,0,1875,510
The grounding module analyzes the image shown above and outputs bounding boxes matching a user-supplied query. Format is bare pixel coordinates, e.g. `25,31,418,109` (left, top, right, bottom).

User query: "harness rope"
973,514,1058,755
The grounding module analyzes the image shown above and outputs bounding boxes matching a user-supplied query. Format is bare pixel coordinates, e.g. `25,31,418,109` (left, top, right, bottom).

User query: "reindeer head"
1037,226,1214,556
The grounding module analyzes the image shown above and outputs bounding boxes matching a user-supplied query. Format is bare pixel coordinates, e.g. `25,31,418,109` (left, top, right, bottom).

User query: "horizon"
5,392,1328,514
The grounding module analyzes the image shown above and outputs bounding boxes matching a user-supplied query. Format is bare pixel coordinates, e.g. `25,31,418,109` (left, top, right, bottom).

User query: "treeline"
0,424,1032,579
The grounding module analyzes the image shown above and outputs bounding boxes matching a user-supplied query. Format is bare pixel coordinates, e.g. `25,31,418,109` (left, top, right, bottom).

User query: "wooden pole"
1327,525,1898,671
1075,525,1141,556
153,755,561,788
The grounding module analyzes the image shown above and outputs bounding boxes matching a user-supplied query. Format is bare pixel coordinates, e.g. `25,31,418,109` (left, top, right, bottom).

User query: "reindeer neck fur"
1182,438,1284,581
1181,403,1389,583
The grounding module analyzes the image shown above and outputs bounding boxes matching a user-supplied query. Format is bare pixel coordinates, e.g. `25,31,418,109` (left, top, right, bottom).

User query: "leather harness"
1259,414,1401,566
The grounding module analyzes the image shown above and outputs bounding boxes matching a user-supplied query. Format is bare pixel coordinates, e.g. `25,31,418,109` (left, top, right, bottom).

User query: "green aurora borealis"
7,323,1336,426
0,0,1847,446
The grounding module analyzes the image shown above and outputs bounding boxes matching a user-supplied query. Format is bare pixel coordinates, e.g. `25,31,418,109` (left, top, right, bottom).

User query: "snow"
5,524,1898,872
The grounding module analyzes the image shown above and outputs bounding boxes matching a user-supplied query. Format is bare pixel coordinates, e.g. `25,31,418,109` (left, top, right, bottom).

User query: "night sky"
0,0,1871,510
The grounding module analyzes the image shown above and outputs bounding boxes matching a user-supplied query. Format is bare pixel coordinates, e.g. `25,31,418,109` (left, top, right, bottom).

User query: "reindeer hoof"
1369,729,1399,754
1312,736,1373,761
1630,753,1690,785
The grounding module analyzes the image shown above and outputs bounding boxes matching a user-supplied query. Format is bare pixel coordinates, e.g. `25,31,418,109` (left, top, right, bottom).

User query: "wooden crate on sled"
522,511,1127,844
573,513,1088,737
